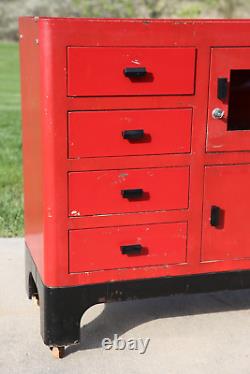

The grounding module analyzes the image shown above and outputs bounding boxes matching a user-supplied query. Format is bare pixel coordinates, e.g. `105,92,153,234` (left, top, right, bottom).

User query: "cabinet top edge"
18,17,250,25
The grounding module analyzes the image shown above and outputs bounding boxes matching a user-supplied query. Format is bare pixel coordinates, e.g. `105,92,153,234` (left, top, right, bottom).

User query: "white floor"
1,238,250,373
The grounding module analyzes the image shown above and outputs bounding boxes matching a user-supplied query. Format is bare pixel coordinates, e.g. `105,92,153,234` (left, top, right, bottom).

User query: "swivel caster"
31,294,39,306
50,346,65,359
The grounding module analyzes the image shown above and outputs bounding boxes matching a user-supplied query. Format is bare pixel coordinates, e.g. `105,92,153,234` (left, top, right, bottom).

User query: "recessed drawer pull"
123,67,147,78
121,188,144,199
120,244,142,255
122,129,145,140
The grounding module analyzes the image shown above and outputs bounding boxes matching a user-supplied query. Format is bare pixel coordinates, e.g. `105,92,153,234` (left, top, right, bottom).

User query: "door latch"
217,77,228,101
212,108,225,119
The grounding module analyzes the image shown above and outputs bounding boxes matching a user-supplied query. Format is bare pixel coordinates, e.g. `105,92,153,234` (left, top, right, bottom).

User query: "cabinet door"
207,48,250,152
202,164,250,261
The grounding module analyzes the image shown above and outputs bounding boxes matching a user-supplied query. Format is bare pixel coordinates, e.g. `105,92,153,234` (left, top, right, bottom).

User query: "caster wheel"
50,346,65,359
31,294,39,306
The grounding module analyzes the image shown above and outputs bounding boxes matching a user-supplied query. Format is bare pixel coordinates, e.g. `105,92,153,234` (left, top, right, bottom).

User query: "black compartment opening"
228,69,250,131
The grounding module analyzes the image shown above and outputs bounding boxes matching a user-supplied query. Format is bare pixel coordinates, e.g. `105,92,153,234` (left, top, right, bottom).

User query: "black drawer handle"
121,188,144,199
210,205,221,227
123,67,147,78
120,244,142,255
122,129,145,140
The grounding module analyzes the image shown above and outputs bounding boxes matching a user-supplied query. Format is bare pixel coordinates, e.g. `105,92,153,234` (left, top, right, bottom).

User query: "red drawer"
67,47,196,96
68,166,189,217
69,222,187,272
68,108,192,158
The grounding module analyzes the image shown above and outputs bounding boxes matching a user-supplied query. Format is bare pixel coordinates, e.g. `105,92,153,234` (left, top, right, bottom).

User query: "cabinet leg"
25,245,95,350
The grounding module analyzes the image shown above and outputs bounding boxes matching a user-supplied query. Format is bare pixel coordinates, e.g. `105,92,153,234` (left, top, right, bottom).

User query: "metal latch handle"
122,129,145,140
123,67,147,78
121,189,144,199
120,244,142,255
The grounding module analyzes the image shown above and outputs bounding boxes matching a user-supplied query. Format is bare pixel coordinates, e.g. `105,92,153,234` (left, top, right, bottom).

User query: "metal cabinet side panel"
19,18,45,278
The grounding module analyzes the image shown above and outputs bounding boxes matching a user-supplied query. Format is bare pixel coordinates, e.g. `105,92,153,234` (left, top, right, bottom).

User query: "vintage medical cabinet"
19,17,250,358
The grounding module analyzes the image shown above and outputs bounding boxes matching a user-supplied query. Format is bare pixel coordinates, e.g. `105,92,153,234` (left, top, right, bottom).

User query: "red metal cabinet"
19,17,250,354
19,16,250,288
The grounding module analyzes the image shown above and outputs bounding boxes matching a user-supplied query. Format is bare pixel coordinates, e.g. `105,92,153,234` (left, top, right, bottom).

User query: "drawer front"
67,47,196,96
69,222,187,272
68,109,192,158
68,167,189,217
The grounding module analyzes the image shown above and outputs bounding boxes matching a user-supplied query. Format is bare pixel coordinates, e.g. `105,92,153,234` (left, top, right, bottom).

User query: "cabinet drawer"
68,108,192,158
67,47,196,96
68,166,189,217
69,222,187,272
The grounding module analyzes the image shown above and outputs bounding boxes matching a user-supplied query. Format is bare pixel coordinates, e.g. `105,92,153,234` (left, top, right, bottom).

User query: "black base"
25,244,250,348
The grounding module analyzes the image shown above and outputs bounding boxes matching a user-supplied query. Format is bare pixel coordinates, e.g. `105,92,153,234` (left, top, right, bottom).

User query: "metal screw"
212,108,225,119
